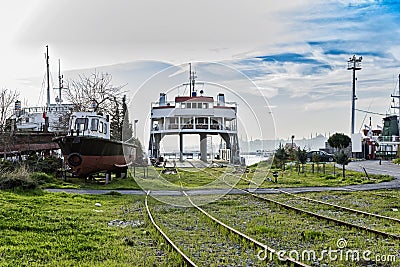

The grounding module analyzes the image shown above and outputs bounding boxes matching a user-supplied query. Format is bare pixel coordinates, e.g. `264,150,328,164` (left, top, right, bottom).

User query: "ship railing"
151,123,237,132
376,150,397,160
69,129,86,137
151,101,176,108
378,135,400,142
214,101,237,109
151,100,237,109
19,105,75,115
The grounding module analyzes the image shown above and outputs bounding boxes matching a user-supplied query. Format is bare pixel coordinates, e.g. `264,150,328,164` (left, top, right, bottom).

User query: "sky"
1,0,400,143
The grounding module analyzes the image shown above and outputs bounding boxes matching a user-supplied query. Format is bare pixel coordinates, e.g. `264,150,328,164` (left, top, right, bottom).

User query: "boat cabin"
69,112,110,140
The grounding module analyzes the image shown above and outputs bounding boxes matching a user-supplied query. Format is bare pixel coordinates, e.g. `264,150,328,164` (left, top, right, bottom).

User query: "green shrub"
0,167,38,190
30,172,56,185
0,160,16,172
25,155,62,174
325,175,336,180
394,158,400,165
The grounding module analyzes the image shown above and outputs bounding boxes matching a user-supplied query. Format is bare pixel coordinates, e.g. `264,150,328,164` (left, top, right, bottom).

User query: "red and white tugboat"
54,111,136,177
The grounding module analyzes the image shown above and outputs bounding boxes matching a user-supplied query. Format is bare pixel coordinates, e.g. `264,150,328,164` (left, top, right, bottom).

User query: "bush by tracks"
0,166,38,190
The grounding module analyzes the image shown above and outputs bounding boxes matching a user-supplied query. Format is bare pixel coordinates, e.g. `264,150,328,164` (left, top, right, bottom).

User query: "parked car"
306,150,335,162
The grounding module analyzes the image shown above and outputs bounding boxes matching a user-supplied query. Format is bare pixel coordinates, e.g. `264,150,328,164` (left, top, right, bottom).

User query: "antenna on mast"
54,59,65,104
188,63,197,96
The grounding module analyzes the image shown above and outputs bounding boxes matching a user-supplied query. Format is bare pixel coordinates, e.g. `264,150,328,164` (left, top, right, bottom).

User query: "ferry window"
187,103,192,109
181,103,186,109
75,118,88,131
196,118,206,124
197,103,203,109
104,123,108,134
183,118,191,124
99,121,104,133
203,103,208,109
91,118,99,131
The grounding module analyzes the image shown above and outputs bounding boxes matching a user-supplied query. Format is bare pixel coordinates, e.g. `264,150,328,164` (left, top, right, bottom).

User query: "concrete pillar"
200,133,207,162
179,133,183,162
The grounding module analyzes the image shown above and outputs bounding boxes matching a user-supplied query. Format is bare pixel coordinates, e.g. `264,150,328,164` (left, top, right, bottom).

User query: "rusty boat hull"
53,136,136,177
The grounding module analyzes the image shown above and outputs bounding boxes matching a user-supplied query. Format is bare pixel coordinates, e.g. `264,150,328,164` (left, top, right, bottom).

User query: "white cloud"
0,0,399,139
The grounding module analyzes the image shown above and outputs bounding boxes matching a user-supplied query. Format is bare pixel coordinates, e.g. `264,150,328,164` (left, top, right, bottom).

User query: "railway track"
145,191,197,267
144,166,311,266
251,192,400,239
190,164,400,240
144,163,400,265
275,188,400,223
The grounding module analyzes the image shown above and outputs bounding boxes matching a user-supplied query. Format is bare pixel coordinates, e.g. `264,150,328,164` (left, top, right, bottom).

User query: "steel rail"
183,191,311,267
209,168,400,240
276,188,400,223
145,191,198,267
248,191,400,240
180,164,311,266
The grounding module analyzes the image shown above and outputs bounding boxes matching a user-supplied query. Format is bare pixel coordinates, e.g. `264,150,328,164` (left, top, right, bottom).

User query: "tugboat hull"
54,136,136,177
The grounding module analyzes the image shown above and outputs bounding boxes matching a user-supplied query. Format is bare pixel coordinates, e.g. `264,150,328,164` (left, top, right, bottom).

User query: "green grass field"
1,187,400,266
43,162,394,191
0,190,181,266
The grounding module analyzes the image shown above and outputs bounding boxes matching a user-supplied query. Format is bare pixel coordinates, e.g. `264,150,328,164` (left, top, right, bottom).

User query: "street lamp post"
347,55,362,135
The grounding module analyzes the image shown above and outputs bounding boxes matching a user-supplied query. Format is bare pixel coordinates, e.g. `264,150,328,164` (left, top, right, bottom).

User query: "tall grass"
0,166,38,190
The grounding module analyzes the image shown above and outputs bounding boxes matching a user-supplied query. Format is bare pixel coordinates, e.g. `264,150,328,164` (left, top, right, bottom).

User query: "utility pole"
189,63,192,96
347,55,362,135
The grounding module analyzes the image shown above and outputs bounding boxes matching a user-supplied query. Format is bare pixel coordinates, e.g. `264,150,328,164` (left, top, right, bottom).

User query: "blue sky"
1,0,400,142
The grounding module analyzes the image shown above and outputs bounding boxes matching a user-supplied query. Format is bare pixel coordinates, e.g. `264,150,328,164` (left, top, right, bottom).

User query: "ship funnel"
217,93,225,106
159,93,166,106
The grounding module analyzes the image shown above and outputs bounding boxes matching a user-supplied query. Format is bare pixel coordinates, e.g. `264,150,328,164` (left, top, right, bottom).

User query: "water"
241,155,270,166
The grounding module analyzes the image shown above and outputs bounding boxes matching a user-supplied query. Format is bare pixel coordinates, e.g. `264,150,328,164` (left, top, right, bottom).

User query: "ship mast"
45,45,51,108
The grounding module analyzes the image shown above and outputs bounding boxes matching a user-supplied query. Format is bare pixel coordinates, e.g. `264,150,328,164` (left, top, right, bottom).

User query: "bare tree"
0,88,19,131
65,71,125,114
